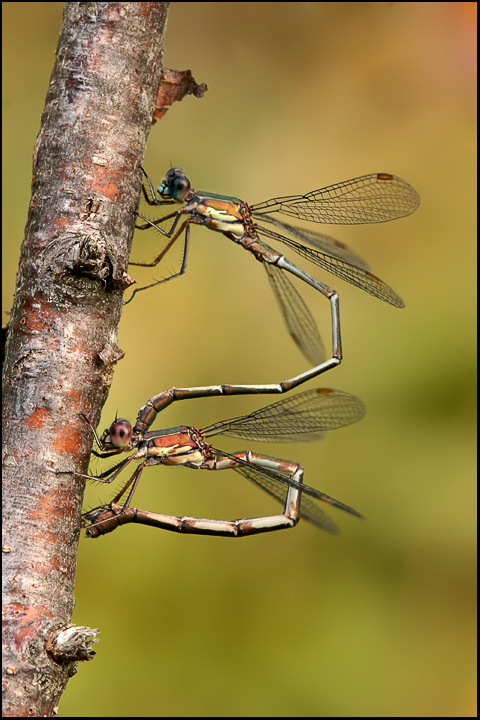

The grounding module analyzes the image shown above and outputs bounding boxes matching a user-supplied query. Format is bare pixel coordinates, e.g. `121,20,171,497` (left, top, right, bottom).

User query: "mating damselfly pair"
81,166,418,539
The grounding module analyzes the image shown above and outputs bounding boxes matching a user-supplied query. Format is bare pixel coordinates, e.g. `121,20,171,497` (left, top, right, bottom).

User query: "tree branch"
2,3,169,715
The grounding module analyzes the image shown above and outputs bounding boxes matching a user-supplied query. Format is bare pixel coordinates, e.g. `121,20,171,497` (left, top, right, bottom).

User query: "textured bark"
2,3,169,715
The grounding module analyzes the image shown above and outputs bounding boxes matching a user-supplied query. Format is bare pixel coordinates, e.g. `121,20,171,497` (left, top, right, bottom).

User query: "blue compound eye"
169,173,190,201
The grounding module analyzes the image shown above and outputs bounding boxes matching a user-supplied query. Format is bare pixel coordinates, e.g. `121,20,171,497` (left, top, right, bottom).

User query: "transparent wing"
202,388,366,442
256,223,404,308
264,263,325,367
251,173,420,225
259,215,371,270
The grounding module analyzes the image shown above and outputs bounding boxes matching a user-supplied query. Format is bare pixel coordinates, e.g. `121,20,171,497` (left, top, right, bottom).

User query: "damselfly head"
101,418,133,448
158,167,191,202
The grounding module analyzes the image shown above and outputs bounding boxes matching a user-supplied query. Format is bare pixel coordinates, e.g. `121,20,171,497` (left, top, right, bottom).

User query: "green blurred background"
3,3,476,717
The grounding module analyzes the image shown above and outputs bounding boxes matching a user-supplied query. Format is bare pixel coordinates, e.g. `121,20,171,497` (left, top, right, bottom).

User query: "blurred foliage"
3,2,476,717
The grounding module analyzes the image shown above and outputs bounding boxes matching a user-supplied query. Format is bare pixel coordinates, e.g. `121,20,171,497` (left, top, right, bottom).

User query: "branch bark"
2,3,169,715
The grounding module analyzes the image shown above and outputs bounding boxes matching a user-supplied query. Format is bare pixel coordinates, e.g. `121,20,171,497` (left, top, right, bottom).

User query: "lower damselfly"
130,167,419,386
81,387,365,538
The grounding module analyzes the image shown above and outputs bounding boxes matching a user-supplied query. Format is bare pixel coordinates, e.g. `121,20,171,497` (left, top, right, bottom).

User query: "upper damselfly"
81,386,365,538
130,167,419,383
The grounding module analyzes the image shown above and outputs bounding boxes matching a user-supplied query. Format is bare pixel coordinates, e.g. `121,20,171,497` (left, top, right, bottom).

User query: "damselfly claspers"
81,386,365,538
131,167,419,382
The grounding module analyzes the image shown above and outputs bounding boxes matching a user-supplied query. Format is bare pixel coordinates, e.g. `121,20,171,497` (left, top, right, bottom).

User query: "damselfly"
81,387,365,538
131,167,419,381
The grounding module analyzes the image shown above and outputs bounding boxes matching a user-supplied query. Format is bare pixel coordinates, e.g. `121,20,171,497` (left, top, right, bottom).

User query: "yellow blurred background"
3,3,476,717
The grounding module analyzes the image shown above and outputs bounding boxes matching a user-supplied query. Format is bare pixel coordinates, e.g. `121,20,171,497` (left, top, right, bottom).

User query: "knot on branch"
46,624,100,664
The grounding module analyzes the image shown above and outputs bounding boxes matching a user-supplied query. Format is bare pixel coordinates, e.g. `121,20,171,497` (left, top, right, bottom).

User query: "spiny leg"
124,222,190,306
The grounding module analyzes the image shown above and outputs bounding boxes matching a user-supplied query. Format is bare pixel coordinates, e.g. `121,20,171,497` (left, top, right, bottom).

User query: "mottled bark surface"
2,3,169,715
